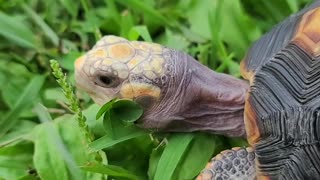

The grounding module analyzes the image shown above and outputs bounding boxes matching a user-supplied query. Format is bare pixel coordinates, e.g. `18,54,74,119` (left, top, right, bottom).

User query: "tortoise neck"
166,57,249,137
185,61,248,137
140,51,248,138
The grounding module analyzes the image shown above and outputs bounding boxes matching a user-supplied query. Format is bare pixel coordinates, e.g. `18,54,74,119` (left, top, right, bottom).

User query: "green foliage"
0,0,312,180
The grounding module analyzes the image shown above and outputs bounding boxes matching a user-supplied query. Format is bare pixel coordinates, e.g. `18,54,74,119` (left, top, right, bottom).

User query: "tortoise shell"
241,1,320,179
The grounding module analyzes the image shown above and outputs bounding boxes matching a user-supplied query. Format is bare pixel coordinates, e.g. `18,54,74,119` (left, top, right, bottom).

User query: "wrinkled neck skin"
139,49,249,137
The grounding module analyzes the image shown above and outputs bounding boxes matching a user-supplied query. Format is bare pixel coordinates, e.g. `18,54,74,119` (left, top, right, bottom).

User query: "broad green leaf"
44,88,68,103
96,98,116,120
161,29,190,51
0,12,37,49
0,143,34,180
111,99,143,123
83,104,106,137
81,162,139,180
97,99,144,138
0,120,37,146
0,75,45,135
33,104,102,180
59,51,83,71
154,133,194,180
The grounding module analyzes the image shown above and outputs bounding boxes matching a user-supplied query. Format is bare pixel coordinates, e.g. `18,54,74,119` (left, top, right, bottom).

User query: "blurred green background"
0,0,313,179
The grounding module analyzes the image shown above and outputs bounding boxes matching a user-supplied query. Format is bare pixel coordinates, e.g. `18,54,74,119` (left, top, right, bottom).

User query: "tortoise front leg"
197,147,256,180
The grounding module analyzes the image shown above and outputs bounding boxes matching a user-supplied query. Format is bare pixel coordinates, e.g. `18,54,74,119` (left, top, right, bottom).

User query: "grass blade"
89,131,147,151
0,12,37,49
154,134,194,180
81,162,139,180
33,104,84,180
0,75,45,136
22,4,59,46
129,26,152,42
116,0,169,25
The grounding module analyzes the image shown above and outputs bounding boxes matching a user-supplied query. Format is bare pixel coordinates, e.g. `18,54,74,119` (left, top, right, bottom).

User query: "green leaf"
173,134,225,179
227,137,248,147
58,0,79,18
0,75,45,135
128,26,152,42
0,143,34,180
148,144,165,179
0,120,37,147
154,134,194,180
22,4,59,46
33,104,102,180
96,98,116,120
111,99,144,123
89,131,147,152
59,51,83,71
83,104,107,137
0,12,37,49
116,0,169,26
81,162,139,180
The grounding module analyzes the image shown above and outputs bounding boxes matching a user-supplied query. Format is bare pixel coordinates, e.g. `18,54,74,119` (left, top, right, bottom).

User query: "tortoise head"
75,35,249,137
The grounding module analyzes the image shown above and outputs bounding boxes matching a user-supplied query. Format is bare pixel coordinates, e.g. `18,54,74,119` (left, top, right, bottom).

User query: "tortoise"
74,1,320,179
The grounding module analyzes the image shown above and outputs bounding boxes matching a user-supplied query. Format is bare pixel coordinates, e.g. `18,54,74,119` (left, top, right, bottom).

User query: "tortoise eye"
95,74,120,88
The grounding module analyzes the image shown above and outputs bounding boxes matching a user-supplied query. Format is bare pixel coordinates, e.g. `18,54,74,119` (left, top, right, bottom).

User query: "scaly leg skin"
197,147,256,180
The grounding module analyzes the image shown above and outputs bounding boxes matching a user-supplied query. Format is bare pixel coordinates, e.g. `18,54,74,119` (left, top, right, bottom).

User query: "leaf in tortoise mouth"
96,98,144,139
96,98,143,123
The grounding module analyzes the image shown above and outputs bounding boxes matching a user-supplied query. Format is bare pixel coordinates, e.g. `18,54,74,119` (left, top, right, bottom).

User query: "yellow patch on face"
127,57,143,69
120,82,161,99
108,44,135,62
74,56,85,69
103,35,124,44
93,49,106,58
134,42,163,54
150,57,165,74
142,62,152,71
102,58,114,65
149,43,163,53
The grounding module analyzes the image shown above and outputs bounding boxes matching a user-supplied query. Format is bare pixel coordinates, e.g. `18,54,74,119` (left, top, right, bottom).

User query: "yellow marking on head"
102,58,114,65
133,42,163,53
93,49,106,58
108,44,135,62
149,43,163,53
75,56,85,69
103,35,125,44
150,57,165,74
120,82,161,99
142,62,152,71
127,57,143,69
